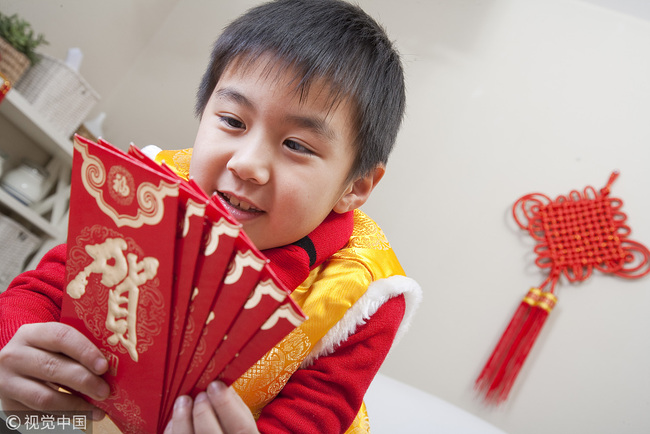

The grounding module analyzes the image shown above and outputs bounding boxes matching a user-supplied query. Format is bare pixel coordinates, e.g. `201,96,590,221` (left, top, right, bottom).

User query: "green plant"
0,12,48,64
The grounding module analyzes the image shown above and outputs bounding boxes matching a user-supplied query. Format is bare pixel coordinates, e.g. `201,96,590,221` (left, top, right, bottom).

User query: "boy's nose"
226,140,271,185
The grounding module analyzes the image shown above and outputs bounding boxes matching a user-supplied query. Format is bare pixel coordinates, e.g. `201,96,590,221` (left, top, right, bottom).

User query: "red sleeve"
0,244,67,348
256,293,406,434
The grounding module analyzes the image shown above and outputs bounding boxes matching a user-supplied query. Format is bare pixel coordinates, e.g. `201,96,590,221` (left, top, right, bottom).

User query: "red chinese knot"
476,172,649,405
513,171,650,291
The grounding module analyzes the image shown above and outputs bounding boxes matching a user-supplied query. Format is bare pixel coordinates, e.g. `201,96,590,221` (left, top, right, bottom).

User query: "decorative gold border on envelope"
74,137,179,228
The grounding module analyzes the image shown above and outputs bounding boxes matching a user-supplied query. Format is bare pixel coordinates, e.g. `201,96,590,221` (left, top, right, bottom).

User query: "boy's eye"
284,139,313,155
219,116,245,129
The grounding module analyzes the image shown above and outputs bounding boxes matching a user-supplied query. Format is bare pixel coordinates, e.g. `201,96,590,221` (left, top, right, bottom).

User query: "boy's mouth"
218,192,263,213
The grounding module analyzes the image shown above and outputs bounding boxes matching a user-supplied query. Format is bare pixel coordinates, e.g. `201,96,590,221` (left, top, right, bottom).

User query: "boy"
0,0,421,432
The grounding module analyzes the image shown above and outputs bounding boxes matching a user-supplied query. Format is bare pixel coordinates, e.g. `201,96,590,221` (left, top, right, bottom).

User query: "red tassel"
476,288,557,404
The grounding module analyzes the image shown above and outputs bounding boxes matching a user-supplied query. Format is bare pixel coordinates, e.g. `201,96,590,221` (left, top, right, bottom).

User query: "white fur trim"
140,144,162,160
301,275,422,368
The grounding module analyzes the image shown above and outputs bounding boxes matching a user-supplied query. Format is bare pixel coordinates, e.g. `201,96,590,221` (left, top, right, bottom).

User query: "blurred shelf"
0,187,64,239
0,89,73,161
0,88,72,275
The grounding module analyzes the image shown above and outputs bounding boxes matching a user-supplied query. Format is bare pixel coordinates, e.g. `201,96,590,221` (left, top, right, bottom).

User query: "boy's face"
190,58,364,250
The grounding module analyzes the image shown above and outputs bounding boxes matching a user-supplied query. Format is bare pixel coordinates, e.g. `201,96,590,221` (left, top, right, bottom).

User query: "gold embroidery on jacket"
154,148,192,180
347,211,391,250
232,328,311,419
346,402,371,433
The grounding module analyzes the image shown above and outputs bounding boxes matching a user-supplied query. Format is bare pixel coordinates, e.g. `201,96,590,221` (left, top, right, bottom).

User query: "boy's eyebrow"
215,88,254,109
284,114,336,141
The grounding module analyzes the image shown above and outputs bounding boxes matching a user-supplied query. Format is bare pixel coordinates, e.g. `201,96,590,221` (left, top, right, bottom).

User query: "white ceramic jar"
0,160,49,205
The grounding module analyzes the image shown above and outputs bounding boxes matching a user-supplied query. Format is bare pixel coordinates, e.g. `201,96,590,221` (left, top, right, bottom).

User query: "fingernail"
94,357,108,374
95,382,110,400
92,408,105,421
195,391,208,403
207,381,226,397
174,395,191,410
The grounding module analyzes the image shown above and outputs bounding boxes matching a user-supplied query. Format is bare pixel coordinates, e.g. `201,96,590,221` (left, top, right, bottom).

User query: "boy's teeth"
237,200,251,211
223,193,254,211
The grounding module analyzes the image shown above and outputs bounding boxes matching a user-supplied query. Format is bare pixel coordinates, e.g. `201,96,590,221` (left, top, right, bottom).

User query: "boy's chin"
245,231,304,252
241,231,274,252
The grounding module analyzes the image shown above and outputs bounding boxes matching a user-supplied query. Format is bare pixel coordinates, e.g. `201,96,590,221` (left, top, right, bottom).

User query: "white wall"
363,3,650,434
2,1,649,433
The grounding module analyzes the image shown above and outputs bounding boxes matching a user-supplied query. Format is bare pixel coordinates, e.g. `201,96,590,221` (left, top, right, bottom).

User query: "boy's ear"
333,165,385,214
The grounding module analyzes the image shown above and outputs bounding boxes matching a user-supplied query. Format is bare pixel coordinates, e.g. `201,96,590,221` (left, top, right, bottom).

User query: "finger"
192,392,224,434
0,378,106,421
0,396,38,414
170,395,195,434
18,323,108,375
206,382,258,433
1,344,109,402
163,419,173,434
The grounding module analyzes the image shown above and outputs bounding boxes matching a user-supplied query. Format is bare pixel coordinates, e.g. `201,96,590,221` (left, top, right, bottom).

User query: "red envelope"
62,136,180,434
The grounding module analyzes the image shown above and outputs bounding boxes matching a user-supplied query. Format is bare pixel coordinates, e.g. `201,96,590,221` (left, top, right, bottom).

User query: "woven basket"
0,37,30,84
0,214,40,291
15,53,100,138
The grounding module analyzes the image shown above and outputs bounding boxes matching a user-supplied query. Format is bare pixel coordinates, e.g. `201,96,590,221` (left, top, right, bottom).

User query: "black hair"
196,0,406,179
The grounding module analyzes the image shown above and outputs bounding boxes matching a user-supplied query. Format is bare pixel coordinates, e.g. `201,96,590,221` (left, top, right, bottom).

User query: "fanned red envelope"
61,135,306,434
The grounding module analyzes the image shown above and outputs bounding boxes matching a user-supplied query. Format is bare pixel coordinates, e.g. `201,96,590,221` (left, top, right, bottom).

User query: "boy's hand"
166,381,259,434
0,322,110,420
